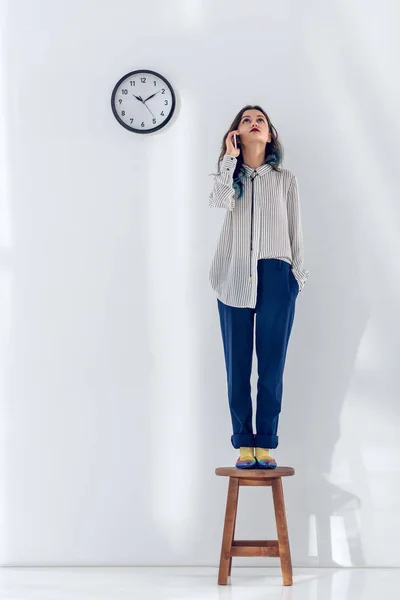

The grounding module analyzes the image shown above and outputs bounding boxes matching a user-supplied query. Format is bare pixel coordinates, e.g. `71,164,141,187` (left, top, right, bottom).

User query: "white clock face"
111,69,175,134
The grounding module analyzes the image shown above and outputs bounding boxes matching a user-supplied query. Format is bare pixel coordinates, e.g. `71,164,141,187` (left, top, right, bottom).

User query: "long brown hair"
211,105,284,199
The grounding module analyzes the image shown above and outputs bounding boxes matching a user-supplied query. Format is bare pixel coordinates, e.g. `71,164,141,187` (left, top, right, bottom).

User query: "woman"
209,105,310,469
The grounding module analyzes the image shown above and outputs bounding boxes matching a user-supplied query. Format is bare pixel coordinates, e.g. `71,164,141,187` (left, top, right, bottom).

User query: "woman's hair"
210,105,284,199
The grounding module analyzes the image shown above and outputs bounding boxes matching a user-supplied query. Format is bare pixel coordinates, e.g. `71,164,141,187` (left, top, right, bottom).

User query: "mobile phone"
233,133,239,148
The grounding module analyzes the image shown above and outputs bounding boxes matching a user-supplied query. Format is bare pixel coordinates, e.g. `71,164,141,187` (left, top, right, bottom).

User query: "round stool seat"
215,466,294,478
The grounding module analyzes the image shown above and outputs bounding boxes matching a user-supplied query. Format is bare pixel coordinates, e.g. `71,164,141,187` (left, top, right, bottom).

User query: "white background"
1,0,400,567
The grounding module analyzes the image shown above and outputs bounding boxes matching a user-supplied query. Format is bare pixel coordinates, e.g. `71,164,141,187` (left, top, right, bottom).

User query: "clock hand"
132,94,143,101
142,100,155,118
143,90,161,103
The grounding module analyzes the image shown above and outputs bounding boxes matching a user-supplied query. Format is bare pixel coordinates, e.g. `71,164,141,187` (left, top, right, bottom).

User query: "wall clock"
111,69,176,134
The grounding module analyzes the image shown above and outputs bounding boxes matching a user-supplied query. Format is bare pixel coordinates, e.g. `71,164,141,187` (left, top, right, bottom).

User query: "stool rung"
231,540,280,557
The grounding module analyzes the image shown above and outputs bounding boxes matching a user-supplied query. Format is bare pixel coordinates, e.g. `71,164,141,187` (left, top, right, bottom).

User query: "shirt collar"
241,162,273,178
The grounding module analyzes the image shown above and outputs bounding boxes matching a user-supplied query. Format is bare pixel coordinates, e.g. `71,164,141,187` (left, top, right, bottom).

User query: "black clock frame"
111,69,176,134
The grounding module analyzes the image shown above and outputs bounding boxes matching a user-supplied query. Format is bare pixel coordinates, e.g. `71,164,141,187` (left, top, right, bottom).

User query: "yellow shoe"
255,447,277,469
236,446,256,469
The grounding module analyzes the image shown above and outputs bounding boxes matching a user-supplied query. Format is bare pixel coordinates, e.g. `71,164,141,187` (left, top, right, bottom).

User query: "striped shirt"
209,154,310,308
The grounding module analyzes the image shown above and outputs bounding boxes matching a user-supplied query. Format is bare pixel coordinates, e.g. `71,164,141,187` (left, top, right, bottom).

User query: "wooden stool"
215,466,295,586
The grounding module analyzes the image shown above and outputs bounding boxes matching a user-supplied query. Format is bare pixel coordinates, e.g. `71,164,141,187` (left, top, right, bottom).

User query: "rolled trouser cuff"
254,434,279,449
231,433,256,449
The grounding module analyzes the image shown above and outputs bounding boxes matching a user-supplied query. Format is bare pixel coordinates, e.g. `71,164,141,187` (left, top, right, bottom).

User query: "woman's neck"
242,145,266,169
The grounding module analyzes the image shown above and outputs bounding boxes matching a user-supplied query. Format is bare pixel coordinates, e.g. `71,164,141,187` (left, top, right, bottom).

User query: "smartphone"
233,133,239,148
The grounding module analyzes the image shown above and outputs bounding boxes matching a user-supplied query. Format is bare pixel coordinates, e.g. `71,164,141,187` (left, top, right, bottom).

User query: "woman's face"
237,110,271,146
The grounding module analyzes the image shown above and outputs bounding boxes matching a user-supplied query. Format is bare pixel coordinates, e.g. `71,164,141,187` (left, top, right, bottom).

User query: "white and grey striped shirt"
209,154,310,308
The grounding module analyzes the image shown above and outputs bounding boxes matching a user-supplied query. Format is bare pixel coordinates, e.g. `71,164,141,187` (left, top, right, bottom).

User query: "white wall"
1,0,400,567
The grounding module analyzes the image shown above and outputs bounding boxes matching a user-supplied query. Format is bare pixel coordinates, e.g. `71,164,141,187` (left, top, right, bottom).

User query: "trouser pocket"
289,269,299,297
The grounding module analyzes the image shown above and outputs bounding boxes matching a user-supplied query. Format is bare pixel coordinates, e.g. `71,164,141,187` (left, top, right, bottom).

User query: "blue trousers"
217,258,299,450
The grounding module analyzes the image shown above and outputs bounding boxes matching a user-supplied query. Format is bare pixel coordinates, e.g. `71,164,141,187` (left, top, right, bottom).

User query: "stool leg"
272,477,293,586
218,477,239,585
228,485,238,576
228,556,232,576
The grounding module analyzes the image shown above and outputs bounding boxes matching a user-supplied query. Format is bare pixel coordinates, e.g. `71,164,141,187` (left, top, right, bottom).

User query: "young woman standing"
209,105,310,469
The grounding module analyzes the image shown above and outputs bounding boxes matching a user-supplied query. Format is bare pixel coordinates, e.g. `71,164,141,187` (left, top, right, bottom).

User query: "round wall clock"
111,69,176,134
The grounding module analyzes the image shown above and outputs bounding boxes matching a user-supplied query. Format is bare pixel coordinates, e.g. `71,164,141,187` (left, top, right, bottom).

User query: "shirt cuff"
292,267,310,293
218,154,237,182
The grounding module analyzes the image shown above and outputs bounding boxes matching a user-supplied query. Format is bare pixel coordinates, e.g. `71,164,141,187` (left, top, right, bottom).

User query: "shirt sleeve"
287,175,310,292
208,154,237,211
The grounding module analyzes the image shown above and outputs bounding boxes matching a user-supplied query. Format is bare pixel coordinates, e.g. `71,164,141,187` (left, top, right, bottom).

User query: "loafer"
236,456,257,469
256,456,277,469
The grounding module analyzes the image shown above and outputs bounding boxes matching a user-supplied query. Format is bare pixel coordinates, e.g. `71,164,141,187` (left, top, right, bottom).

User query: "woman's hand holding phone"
225,130,240,158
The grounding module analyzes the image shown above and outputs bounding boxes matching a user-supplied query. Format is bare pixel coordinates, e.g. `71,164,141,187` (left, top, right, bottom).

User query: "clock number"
121,89,128,95
118,99,122,104
164,100,168,105
161,111,164,116
162,88,165,94
130,119,134,124
153,81,157,86
140,77,146,83
130,80,135,86
121,110,125,116
152,118,156,124
141,122,145,127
